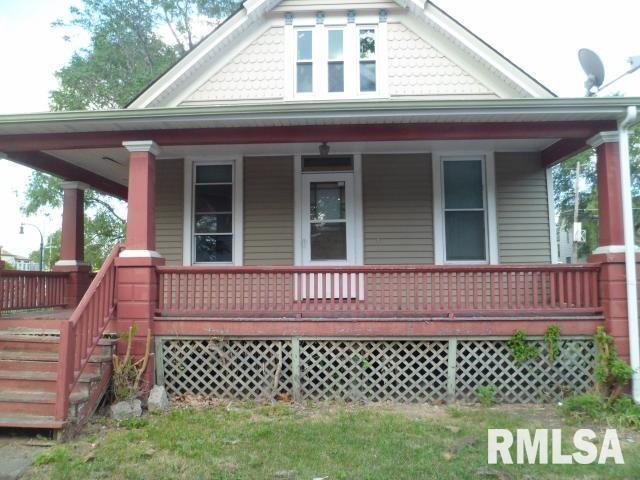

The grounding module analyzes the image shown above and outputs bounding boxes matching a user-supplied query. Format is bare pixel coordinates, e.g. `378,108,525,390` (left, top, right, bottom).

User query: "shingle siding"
363,154,433,264
495,152,552,264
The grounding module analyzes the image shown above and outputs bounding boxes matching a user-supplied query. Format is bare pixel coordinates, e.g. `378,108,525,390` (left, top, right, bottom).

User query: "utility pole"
572,161,581,264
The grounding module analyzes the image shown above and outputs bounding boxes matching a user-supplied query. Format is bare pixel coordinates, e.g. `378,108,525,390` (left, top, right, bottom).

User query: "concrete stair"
0,315,115,432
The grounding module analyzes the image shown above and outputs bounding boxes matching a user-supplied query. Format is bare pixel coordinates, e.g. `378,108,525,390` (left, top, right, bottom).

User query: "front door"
302,172,355,266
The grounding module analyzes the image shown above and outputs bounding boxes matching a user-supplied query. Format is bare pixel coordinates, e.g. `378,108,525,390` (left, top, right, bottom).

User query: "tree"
553,125,640,259
23,172,125,270
23,0,240,268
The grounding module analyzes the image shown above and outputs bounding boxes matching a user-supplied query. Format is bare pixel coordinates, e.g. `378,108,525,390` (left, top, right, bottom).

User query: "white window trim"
293,153,363,266
285,13,387,100
546,167,559,263
432,151,498,265
182,156,243,266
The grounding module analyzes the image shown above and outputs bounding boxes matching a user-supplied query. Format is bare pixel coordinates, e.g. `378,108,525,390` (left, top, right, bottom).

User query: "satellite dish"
578,49,605,96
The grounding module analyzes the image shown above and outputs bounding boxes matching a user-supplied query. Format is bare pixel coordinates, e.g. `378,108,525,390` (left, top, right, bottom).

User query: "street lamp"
19,223,44,271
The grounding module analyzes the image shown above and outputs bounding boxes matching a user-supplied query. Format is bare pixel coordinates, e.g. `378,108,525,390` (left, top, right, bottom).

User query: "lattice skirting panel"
156,337,596,403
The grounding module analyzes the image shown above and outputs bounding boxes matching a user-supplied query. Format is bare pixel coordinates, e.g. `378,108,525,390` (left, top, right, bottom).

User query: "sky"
0,0,639,258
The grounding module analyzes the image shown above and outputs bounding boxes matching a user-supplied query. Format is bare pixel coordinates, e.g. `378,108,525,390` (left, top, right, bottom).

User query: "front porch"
0,98,638,430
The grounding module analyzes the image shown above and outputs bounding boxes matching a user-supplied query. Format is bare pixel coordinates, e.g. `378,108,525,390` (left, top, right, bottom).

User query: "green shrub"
477,385,497,407
544,324,561,362
508,330,540,364
561,393,640,428
594,326,634,406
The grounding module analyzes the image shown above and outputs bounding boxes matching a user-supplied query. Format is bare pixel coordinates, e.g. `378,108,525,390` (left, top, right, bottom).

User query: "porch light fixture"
319,141,330,157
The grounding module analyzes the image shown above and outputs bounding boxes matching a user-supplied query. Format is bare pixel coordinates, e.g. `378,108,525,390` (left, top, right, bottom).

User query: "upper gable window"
359,28,376,92
296,30,313,93
328,29,344,93
286,11,386,100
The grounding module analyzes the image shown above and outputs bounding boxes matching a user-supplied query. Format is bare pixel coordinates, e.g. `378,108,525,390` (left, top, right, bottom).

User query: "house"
0,0,638,433
0,250,39,271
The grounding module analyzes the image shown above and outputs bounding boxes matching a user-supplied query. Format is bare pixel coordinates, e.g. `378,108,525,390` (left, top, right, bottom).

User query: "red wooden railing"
0,270,69,312
157,264,602,318
55,245,122,420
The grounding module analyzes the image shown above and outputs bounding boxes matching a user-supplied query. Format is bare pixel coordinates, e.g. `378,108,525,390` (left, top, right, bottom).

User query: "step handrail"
54,244,123,421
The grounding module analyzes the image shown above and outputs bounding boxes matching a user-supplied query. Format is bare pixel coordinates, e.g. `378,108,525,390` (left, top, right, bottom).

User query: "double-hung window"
193,164,234,263
442,158,487,262
359,28,376,92
327,29,344,93
296,30,313,93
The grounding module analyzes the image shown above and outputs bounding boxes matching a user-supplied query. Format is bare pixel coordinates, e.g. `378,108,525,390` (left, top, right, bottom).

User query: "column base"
53,262,92,308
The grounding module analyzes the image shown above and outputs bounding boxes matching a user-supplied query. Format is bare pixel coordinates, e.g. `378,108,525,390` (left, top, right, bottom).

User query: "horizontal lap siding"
363,154,433,264
156,159,184,265
495,152,551,264
244,156,294,266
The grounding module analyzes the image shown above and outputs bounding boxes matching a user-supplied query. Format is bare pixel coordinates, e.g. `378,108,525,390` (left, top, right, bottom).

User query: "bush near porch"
28,402,640,480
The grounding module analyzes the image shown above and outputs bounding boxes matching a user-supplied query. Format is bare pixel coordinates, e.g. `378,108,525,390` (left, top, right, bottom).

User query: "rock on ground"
147,385,169,413
109,399,142,420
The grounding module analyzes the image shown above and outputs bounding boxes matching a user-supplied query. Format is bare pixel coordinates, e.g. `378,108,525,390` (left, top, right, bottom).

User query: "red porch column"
53,181,91,308
587,131,632,359
115,141,164,389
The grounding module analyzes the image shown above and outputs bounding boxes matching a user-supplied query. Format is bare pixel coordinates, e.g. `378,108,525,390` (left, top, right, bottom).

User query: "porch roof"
0,97,638,200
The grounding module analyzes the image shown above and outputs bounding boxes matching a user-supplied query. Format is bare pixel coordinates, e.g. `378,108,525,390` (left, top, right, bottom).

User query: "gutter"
0,98,638,129
618,106,640,403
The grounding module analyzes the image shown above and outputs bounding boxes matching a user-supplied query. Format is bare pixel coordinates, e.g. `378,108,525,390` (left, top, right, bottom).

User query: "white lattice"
160,338,292,400
158,338,595,404
455,339,595,403
299,340,449,402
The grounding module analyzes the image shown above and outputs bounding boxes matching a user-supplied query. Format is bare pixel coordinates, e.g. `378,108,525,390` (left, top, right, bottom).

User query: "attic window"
287,13,385,99
296,30,313,93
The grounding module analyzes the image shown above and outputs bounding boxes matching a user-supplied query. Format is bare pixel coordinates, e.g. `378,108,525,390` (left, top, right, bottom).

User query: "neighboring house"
0,1,639,432
0,250,39,271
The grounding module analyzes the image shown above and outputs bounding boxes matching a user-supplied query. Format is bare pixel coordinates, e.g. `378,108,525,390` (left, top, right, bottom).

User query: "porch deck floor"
0,308,74,320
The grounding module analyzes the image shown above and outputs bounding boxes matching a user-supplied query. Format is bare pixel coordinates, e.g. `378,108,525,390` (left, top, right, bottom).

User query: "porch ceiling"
0,97,637,198
43,138,559,187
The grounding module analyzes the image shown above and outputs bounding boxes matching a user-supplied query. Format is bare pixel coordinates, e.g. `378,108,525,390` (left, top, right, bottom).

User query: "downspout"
618,105,639,403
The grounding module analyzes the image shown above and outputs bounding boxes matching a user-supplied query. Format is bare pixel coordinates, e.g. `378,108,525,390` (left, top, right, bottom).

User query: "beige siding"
182,27,284,105
388,22,494,98
495,152,551,264
244,156,294,265
363,154,433,264
156,159,184,265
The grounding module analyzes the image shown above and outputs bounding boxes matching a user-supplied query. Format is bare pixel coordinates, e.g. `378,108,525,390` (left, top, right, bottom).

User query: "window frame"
432,152,498,265
295,28,314,96
441,156,488,264
326,26,345,94
183,157,243,266
357,25,378,94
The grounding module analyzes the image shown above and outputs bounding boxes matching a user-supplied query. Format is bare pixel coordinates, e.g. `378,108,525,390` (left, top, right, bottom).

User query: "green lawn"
27,402,640,480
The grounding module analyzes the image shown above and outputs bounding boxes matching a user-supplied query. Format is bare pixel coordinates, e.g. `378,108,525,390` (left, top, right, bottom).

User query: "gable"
185,27,285,104
387,22,493,98
129,1,553,108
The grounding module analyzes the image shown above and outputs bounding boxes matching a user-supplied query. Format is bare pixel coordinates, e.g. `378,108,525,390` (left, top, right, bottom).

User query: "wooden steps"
0,314,115,432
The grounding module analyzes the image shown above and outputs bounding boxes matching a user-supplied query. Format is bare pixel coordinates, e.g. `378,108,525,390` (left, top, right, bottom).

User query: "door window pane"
445,211,486,261
311,223,347,261
310,182,345,221
443,160,484,209
195,235,233,263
